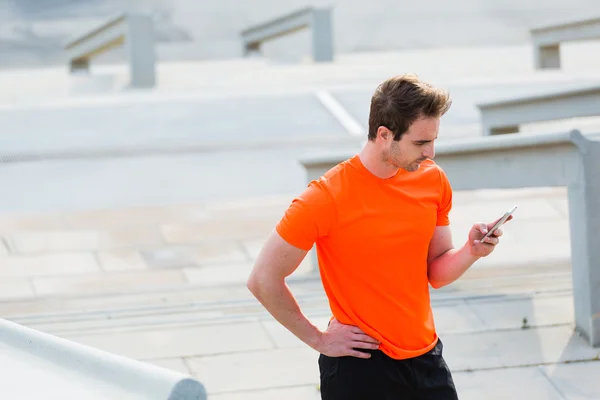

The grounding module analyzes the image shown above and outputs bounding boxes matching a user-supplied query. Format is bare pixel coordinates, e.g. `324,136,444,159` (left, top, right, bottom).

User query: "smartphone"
481,205,517,241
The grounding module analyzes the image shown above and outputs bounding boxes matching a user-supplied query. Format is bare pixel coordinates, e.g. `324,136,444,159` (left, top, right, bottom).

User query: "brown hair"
368,74,452,141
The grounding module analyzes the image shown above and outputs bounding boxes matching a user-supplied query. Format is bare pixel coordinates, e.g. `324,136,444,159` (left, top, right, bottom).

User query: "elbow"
429,280,444,290
429,280,444,289
427,263,448,290
246,267,271,300
427,275,447,290
246,270,261,297
247,262,286,300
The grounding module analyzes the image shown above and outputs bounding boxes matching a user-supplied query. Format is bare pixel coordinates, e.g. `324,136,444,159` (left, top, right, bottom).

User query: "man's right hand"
315,318,380,359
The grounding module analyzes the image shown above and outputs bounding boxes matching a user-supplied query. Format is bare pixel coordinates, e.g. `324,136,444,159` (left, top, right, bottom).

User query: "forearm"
248,274,322,350
428,241,480,289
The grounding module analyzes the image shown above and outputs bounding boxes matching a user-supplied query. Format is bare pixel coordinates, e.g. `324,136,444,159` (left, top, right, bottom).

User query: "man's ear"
377,126,392,141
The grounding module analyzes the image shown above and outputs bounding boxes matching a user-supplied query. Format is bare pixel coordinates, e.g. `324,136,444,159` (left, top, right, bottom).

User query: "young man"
247,74,510,399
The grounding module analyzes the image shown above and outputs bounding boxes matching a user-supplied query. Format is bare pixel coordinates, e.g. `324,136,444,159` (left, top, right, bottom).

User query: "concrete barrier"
64,13,156,88
530,16,600,69
299,130,600,347
240,6,334,62
0,318,206,399
476,84,600,135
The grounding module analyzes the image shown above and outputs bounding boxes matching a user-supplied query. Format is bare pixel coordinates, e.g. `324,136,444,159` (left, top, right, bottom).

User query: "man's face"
382,117,439,172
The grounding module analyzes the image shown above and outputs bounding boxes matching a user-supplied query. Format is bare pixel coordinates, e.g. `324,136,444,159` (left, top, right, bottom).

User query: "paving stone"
0,277,35,299
62,322,274,360
496,326,600,367
467,295,574,331
542,360,600,400
195,240,249,265
260,316,331,349
161,216,278,243
7,228,164,253
442,325,600,372
453,366,564,400
186,347,320,394
97,250,147,271
202,195,293,215
432,303,487,333
183,263,255,287
141,246,201,269
439,332,505,371
31,269,187,296
140,241,249,270
63,205,208,229
143,357,192,376
0,213,67,234
0,284,254,318
210,385,321,400
0,253,100,278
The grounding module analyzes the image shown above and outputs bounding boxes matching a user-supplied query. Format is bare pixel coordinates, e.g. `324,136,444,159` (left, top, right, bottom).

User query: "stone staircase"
0,185,590,398
0,186,572,326
4,261,573,336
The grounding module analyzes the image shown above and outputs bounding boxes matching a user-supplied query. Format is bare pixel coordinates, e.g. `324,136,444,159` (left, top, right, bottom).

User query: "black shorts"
318,338,458,400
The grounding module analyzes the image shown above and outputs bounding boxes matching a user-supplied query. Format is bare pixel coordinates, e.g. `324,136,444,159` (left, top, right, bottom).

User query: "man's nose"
423,143,435,159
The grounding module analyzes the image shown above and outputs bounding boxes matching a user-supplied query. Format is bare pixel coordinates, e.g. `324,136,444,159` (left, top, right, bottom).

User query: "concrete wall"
2,0,600,68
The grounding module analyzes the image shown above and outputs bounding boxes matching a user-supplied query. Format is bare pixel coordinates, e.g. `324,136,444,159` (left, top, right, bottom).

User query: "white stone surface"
260,316,331,349
62,322,274,359
210,385,321,400
543,361,600,400
441,325,600,372
183,263,255,287
453,366,565,400
467,295,575,330
31,269,187,296
144,358,192,376
0,253,100,278
186,348,320,394
0,278,35,299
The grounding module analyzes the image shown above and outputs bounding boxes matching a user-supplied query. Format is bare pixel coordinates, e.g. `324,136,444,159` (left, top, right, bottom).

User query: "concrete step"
4,262,572,336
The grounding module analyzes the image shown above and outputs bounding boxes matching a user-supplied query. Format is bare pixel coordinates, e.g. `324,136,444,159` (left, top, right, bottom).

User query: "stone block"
186,347,319,394
7,228,164,253
0,253,100,278
63,322,274,360
31,269,186,296
97,250,147,271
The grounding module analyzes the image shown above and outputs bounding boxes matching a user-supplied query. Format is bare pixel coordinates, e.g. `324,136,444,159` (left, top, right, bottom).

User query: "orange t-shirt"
276,154,453,360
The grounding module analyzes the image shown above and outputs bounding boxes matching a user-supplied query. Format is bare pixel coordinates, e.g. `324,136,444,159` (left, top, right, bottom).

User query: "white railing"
1,318,206,399
476,84,600,135
530,16,600,69
64,13,156,88
240,6,334,62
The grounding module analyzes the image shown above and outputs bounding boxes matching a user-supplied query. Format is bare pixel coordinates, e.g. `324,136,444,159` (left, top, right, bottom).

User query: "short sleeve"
275,180,336,251
437,167,453,226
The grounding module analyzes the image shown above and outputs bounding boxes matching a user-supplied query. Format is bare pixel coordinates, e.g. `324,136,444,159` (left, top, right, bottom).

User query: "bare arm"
427,226,479,289
247,230,379,358
246,230,322,349
427,219,509,289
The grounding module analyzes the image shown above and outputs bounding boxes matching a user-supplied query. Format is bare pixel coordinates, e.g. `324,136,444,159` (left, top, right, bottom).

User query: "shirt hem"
379,334,439,360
